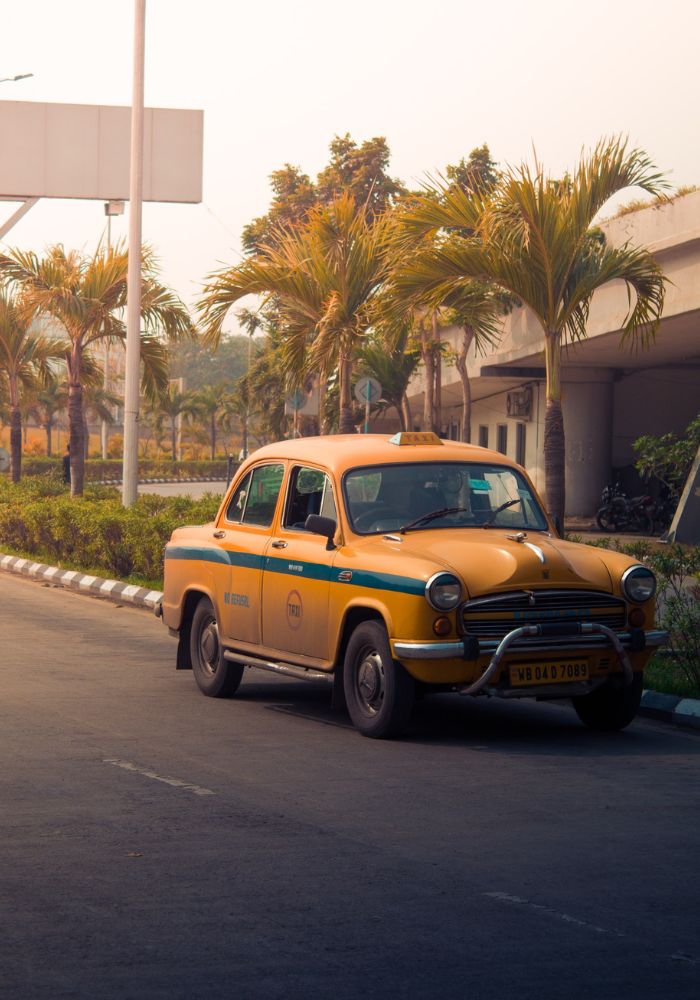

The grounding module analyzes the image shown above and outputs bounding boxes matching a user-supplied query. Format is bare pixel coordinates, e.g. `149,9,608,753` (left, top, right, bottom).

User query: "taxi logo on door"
286,589,303,630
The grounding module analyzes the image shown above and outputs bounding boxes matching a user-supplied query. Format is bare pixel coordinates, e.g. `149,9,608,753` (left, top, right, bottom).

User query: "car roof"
244,435,521,478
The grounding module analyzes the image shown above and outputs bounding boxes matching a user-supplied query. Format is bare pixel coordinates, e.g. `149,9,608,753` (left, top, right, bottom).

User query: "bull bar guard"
393,624,668,696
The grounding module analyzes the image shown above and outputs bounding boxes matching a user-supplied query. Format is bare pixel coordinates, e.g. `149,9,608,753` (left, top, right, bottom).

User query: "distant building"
403,190,700,516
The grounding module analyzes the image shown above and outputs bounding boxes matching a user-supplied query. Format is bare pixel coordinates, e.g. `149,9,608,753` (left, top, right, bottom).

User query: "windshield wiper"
400,507,468,534
482,498,522,528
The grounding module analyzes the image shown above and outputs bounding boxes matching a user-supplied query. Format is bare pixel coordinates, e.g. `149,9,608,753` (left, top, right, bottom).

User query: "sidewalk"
0,548,697,732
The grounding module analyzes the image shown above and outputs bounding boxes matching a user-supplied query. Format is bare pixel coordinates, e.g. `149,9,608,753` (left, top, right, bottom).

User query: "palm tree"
154,384,199,462
393,137,668,521
0,244,192,495
191,383,230,460
199,193,391,434
33,373,69,457
236,307,262,457
0,287,64,481
356,331,420,431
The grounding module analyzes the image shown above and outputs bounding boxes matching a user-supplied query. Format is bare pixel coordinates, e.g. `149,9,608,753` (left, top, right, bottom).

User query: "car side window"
284,466,337,530
226,464,284,526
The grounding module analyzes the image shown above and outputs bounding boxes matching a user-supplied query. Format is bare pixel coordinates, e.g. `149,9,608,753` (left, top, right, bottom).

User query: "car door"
216,462,286,646
261,465,338,662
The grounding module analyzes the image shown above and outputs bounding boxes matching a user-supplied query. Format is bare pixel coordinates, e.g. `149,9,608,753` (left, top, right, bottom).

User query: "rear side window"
226,463,284,526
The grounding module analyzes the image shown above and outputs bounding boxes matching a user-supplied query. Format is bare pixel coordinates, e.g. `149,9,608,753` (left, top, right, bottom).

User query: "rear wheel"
596,500,625,532
190,597,244,698
572,673,643,731
343,621,415,738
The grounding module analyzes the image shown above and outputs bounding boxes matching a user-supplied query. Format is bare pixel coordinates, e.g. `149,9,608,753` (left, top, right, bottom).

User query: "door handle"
213,530,226,539
271,540,288,549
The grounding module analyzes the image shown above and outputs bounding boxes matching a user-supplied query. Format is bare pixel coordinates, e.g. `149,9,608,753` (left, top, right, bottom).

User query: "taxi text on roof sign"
388,432,443,446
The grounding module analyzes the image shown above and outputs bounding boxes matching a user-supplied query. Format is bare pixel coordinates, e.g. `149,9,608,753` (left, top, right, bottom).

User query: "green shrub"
585,537,700,691
0,477,222,587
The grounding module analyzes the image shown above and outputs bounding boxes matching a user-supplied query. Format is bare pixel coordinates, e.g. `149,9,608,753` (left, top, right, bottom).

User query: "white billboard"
0,101,203,203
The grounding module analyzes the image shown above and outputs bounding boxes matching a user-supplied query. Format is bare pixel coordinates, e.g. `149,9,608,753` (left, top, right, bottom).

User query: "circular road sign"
354,376,382,405
285,388,306,412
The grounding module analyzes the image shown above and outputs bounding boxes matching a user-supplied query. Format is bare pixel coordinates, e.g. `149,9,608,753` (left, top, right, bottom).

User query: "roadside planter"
158,433,666,738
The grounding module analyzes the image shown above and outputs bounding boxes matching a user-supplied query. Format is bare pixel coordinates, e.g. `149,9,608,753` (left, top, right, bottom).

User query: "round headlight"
621,565,657,603
426,572,462,611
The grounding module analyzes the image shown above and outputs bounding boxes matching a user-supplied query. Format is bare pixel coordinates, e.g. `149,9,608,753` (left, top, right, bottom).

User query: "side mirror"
305,513,337,550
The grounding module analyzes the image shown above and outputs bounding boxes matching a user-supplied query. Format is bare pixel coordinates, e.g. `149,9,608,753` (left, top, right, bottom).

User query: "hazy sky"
2,0,698,333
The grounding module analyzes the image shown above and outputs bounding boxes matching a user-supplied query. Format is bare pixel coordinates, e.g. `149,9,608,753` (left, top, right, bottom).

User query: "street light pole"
122,0,146,507
102,200,124,460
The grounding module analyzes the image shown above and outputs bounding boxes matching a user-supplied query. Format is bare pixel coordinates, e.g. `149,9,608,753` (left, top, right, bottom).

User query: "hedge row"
0,477,221,585
18,458,233,481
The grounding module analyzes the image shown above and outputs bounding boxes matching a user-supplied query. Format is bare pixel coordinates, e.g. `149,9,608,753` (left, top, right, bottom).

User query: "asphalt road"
139,481,227,499
1,573,699,1000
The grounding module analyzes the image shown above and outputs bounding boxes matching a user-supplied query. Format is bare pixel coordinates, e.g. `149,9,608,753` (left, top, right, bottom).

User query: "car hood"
396,530,614,597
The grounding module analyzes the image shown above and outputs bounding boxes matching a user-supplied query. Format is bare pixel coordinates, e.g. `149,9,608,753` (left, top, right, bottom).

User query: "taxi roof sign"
388,432,443,446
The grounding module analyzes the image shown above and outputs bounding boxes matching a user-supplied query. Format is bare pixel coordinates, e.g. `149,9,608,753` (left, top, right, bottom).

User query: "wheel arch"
176,587,216,670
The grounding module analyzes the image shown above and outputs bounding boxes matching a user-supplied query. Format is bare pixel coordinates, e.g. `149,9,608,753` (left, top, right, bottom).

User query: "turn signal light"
433,617,452,636
628,607,646,628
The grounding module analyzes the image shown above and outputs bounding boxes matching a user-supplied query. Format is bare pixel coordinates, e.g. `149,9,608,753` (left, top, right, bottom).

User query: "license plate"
509,661,589,687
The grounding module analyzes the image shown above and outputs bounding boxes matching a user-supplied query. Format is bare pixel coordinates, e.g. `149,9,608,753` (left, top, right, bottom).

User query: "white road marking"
103,758,215,796
484,892,700,965
484,892,627,938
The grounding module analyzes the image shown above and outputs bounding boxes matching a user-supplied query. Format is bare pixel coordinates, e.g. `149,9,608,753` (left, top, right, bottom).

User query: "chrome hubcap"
199,617,219,676
356,649,385,715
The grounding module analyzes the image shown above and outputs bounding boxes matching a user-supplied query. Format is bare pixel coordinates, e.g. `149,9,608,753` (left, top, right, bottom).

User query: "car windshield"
344,462,549,534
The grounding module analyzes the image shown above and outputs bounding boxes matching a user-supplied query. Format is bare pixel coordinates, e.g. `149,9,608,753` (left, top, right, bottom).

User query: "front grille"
461,589,627,640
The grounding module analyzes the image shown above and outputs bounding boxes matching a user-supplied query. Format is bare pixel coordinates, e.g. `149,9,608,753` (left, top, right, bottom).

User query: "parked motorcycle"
595,483,655,535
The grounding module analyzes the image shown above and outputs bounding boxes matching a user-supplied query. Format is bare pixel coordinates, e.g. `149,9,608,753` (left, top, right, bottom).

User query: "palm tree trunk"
45,419,53,458
456,325,475,442
420,322,435,433
68,378,85,496
544,330,565,523
432,312,442,435
338,353,355,434
210,415,216,461
10,405,22,483
171,419,177,462
401,393,412,432
83,412,89,462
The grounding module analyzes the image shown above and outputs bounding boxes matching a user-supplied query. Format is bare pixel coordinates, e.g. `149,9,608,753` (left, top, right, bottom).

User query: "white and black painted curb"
0,552,163,611
1,549,698,731
639,689,700,730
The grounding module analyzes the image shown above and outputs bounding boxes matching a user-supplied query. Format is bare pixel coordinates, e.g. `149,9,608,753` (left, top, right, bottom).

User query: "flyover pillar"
562,369,614,517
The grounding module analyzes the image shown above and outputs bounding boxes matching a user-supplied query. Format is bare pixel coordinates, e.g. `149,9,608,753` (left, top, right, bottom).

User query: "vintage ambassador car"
158,432,666,738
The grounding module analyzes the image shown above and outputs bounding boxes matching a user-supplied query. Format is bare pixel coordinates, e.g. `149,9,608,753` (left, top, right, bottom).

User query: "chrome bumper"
394,628,667,662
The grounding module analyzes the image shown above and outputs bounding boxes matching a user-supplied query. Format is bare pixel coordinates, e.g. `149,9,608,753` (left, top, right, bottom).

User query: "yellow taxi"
159,432,666,738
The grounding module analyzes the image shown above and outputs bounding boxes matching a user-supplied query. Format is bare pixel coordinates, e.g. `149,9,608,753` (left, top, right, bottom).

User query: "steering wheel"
354,506,400,531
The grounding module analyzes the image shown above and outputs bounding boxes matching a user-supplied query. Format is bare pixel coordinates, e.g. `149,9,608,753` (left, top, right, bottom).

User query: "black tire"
572,673,643,731
343,621,415,738
189,597,244,698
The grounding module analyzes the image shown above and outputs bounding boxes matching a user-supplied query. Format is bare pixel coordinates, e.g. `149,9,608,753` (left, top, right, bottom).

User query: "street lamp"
102,200,125,460
0,73,33,83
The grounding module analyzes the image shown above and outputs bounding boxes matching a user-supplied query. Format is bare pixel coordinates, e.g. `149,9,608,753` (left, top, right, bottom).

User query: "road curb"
0,552,163,611
1,550,698,729
640,689,700,730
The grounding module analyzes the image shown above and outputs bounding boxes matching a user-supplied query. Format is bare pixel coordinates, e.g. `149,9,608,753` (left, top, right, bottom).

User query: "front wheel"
343,621,415,738
190,597,244,698
572,673,643,731
596,501,625,532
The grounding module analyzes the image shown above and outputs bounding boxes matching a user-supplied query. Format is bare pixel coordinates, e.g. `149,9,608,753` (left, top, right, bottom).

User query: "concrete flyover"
406,191,700,516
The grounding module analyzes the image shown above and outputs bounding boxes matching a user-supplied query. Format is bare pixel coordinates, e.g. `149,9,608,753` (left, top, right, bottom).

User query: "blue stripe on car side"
165,546,423,596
